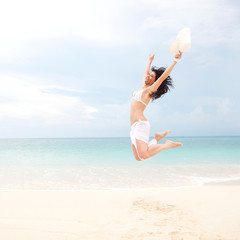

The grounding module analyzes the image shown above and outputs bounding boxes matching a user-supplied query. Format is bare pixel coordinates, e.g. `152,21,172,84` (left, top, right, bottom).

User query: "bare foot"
165,140,183,149
155,130,172,142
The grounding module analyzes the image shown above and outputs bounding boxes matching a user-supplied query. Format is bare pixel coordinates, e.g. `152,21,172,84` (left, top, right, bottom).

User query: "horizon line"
0,135,239,140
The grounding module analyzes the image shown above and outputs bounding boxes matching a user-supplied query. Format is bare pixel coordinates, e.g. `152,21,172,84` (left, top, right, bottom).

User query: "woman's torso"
130,88,151,126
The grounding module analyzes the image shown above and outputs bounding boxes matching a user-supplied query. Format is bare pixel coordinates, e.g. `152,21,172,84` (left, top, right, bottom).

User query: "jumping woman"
130,51,183,161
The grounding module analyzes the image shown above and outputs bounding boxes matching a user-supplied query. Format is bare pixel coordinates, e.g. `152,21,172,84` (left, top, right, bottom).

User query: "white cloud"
0,0,239,59
139,0,240,48
0,73,98,124
156,96,238,135
191,96,233,116
0,0,119,56
216,98,232,115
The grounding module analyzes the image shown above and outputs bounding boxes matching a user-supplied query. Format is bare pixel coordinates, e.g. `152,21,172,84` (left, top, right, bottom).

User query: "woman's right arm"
142,54,155,85
149,51,182,93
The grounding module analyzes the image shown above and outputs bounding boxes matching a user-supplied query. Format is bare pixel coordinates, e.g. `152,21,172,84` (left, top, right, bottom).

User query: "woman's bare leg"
154,130,172,142
136,139,182,160
146,140,182,158
147,130,172,147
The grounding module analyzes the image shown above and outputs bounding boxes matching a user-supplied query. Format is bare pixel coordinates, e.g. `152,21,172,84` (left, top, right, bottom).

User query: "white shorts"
130,120,157,160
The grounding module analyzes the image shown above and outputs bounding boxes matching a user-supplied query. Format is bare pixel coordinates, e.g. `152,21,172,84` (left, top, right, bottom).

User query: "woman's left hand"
149,53,155,62
174,50,182,60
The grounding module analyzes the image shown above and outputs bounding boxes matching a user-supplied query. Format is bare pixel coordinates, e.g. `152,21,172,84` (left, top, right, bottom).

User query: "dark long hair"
150,66,174,101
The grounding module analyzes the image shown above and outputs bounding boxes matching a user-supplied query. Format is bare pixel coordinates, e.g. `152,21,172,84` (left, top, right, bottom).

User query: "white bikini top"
132,89,147,106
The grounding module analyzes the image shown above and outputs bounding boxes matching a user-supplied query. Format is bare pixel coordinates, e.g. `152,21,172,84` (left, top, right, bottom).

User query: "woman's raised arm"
142,53,155,86
149,51,182,93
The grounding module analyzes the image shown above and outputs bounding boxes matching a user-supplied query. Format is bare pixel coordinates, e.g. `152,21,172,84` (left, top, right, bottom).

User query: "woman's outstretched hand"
174,50,182,60
149,53,155,62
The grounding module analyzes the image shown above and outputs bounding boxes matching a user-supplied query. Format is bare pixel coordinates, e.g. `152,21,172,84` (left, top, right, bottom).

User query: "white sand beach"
0,186,240,240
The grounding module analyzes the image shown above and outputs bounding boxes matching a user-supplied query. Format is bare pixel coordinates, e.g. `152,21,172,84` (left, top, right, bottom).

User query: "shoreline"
1,178,240,191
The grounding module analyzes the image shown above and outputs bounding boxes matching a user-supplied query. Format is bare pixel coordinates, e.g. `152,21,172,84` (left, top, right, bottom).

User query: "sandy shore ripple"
0,186,240,240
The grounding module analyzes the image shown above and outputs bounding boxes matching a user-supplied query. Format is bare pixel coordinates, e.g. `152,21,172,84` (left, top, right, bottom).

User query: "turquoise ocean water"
0,137,239,190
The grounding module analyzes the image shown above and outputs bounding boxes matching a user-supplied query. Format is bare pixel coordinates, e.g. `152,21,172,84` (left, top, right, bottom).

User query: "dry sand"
0,186,240,240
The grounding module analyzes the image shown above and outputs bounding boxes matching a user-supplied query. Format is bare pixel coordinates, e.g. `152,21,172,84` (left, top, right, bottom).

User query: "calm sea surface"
0,137,239,190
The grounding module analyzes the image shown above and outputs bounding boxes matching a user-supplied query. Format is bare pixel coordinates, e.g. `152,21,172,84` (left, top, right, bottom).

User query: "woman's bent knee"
134,155,142,161
138,150,149,160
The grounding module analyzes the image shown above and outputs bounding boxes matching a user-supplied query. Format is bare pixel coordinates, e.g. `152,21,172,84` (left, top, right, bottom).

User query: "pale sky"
0,0,239,138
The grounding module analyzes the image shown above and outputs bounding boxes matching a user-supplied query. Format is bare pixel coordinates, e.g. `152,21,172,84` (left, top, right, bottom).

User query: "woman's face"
145,71,156,86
